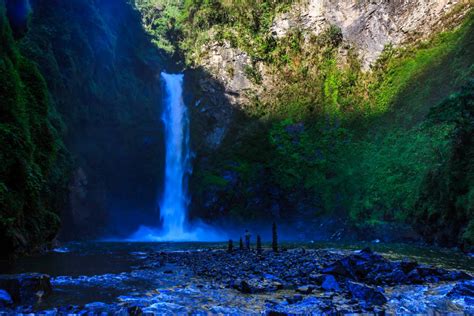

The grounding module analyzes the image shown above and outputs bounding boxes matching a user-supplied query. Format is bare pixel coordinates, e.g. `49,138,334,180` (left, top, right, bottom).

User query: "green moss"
370,14,474,117
201,172,228,187
181,3,474,246
0,2,70,257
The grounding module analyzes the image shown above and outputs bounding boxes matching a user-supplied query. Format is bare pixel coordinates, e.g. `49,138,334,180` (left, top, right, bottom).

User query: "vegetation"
172,2,473,247
1,0,472,255
133,0,183,54
19,0,166,240
0,2,70,256
1,0,168,256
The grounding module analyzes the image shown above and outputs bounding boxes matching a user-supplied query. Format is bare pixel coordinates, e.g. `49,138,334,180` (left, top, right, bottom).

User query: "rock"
267,311,289,316
411,265,472,283
321,258,352,278
270,0,463,68
237,278,278,294
285,294,303,304
322,248,387,281
272,282,284,290
441,270,472,282
320,247,466,287
416,265,441,278
296,285,314,294
400,258,418,274
309,273,324,283
0,273,52,305
381,268,409,285
128,306,143,316
347,281,387,306
406,269,424,284
448,280,474,298
239,280,252,293
321,275,340,292
84,302,108,309
0,289,13,307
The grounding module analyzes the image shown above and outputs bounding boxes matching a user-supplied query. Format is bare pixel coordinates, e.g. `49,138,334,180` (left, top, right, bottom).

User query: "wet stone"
347,281,387,306
285,294,303,304
0,289,13,307
321,275,340,292
0,273,52,305
296,285,314,294
448,280,474,298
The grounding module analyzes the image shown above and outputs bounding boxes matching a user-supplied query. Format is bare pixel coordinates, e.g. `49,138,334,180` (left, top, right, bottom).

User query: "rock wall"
190,0,469,152
20,0,169,240
271,0,465,67
182,0,474,247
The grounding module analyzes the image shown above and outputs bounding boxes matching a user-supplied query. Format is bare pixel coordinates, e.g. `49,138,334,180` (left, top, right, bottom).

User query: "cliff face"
271,0,464,67
1,0,170,256
19,0,168,239
189,0,471,150
0,0,68,257
176,1,474,247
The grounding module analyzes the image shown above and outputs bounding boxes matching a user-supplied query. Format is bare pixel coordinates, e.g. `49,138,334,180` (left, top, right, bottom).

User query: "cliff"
1,0,170,256
142,0,473,247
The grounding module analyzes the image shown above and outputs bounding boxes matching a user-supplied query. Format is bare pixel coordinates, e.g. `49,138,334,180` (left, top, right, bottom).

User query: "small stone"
321,275,340,292
0,289,12,307
309,273,324,283
128,306,142,316
285,294,303,304
296,285,314,294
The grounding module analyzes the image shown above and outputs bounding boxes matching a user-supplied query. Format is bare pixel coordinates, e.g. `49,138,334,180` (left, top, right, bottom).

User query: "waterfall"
159,72,191,238
128,72,224,242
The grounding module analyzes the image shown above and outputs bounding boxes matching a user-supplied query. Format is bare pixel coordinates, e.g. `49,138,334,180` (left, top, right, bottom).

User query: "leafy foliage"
174,2,474,246
0,2,70,256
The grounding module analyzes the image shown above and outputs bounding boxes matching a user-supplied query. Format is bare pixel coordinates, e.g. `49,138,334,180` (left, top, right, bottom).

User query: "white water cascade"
129,72,224,242
158,73,191,238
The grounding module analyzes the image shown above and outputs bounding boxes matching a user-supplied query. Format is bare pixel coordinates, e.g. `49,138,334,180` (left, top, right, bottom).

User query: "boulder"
0,273,52,305
236,278,279,294
322,248,389,281
347,281,387,306
399,259,418,274
321,248,472,287
321,275,340,292
448,280,474,298
0,289,13,307
321,258,352,278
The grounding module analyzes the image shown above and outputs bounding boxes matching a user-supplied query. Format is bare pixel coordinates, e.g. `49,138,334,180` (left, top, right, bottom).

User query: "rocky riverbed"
0,242,473,315
156,247,473,314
